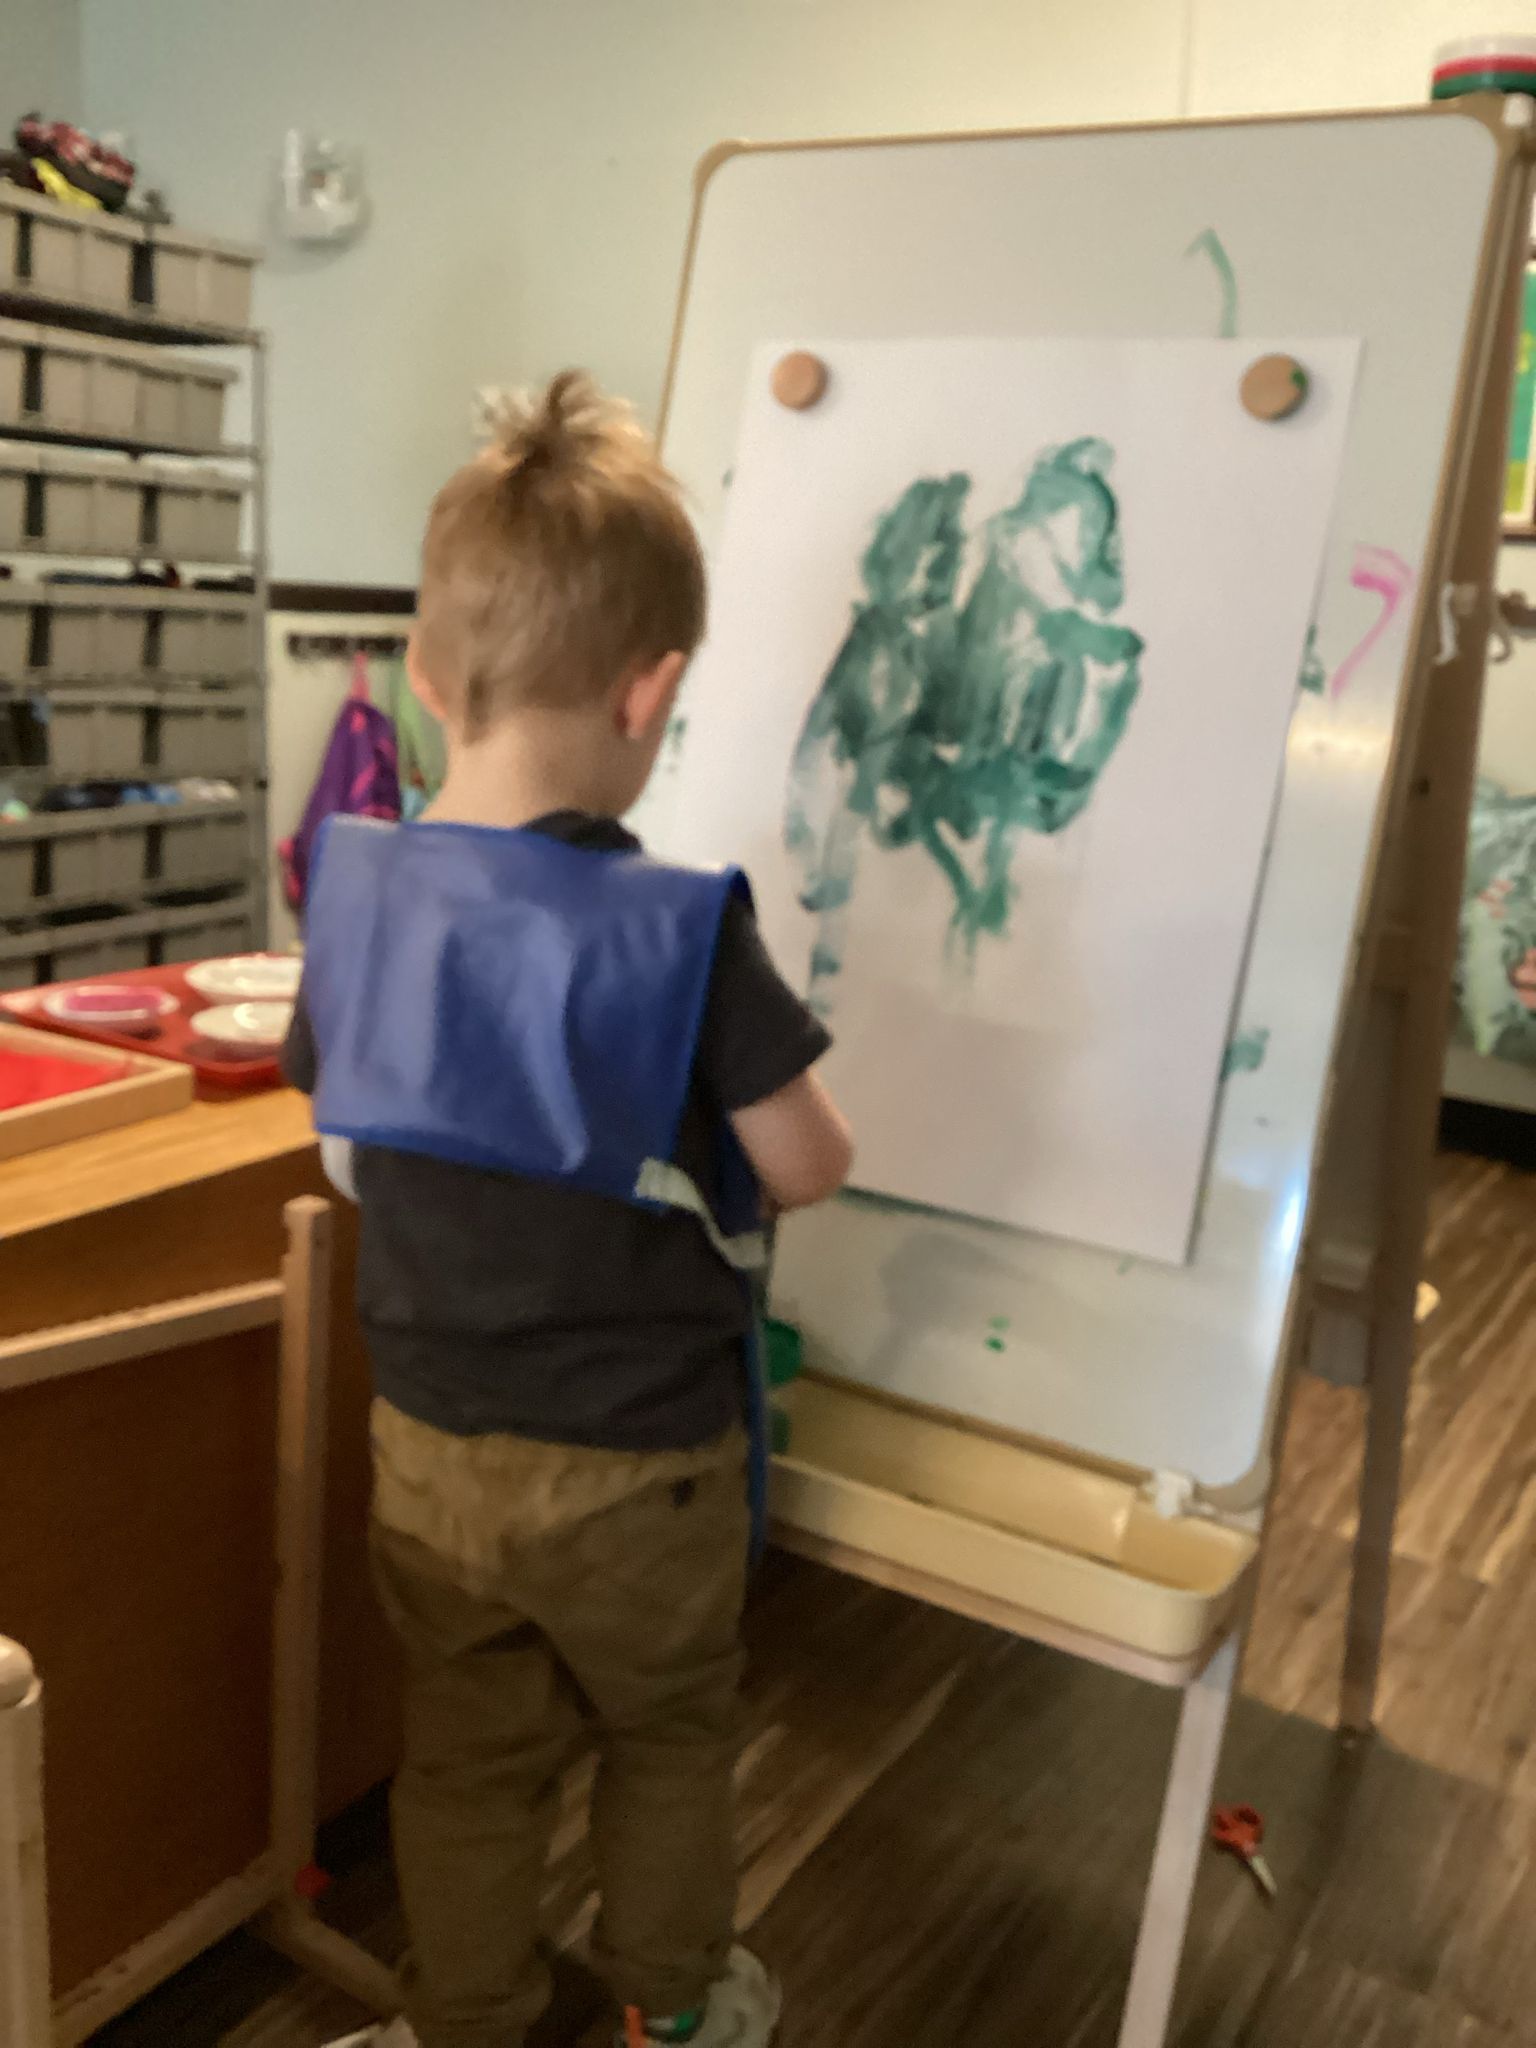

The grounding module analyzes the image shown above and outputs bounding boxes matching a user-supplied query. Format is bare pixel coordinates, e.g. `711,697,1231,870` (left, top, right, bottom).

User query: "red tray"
0,962,286,1096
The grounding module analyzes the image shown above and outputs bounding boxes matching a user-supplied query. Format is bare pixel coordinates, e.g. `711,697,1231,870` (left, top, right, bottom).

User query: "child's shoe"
323,2020,418,2048
619,1946,781,2046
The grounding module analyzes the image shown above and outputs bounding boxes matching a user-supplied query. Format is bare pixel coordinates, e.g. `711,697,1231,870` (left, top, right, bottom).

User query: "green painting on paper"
784,438,1144,1016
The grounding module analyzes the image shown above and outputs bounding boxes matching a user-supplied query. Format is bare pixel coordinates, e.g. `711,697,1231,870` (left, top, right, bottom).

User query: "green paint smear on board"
1187,227,1239,340
784,439,1145,1016
984,1313,1010,1352
1222,1027,1270,1078
1298,622,1326,695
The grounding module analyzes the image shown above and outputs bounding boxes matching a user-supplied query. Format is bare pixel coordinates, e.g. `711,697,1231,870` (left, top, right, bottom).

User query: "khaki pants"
369,1398,750,2048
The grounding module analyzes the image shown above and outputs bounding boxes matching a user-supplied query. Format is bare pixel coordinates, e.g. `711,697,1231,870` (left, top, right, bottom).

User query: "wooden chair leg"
1116,1635,1239,2048
0,1638,51,2048
261,1197,402,2017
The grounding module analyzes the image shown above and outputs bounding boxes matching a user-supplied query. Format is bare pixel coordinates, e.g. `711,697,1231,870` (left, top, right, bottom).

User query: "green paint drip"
985,1337,1007,1353
1298,622,1326,695
784,441,1144,1014
663,713,688,760
1187,228,1239,339
1222,1027,1270,1078
984,1313,1010,1353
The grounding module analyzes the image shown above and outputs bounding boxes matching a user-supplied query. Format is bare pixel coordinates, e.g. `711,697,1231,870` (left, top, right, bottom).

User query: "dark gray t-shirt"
281,811,830,1450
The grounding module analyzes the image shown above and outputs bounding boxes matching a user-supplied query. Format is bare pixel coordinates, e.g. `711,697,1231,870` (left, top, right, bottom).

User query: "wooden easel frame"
1310,105,1536,1741
665,92,1536,2048
0,1196,401,2044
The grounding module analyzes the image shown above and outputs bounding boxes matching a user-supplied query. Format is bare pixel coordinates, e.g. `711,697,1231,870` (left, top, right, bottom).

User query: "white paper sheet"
649,337,1360,1263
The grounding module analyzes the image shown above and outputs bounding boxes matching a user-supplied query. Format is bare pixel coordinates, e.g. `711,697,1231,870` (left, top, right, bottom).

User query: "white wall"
77,0,1188,583
76,0,1504,584
3,0,82,134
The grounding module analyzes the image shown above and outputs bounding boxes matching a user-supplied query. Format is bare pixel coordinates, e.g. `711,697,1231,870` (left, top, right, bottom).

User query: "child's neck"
424,711,631,829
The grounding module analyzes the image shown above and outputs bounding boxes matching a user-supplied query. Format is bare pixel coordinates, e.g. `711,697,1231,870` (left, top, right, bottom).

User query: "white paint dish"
189,1000,294,1050
184,954,304,1002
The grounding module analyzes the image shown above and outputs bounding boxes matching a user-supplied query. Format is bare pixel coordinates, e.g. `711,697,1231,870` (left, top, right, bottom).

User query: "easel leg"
1339,1293,1413,1736
1330,135,1536,1739
0,1640,50,2048
1116,1636,1239,2048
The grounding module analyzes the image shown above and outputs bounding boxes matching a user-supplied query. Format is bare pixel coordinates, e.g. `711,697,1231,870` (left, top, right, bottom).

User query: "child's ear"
619,651,687,742
406,634,449,723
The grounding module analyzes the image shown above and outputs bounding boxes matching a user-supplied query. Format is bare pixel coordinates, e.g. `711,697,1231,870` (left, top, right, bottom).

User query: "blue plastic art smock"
303,815,773,1544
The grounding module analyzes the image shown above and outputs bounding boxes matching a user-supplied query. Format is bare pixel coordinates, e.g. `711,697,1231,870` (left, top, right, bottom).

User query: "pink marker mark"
1329,545,1414,700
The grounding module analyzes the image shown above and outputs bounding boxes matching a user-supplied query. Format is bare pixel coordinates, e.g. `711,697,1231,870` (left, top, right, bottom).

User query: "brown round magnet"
1240,354,1310,421
771,350,830,411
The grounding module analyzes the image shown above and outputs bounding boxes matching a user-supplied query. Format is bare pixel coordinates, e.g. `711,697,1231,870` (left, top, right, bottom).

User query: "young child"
286,371,853,2048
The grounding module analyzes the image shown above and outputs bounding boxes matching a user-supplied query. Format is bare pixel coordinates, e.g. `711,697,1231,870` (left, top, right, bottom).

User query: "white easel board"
647,106,1512,1494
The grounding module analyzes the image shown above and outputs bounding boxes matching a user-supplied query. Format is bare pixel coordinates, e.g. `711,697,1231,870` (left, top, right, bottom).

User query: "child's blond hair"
416,370,706,737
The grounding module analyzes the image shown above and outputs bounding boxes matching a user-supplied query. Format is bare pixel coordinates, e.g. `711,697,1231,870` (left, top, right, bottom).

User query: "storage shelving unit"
0,183,267,988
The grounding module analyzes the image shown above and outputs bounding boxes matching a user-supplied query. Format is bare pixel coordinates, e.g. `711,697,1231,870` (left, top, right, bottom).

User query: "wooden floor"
92,1147,1536,2047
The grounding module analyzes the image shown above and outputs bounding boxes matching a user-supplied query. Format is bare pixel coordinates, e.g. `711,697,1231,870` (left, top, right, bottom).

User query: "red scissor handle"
1211,1803,1265,1855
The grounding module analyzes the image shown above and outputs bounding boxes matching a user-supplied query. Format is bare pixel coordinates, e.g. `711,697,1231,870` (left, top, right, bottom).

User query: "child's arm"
731,1069,853,1212
700,897,853,1213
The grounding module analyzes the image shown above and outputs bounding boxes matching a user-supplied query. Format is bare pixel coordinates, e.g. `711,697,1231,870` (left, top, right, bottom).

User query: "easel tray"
774,1378,1256,1670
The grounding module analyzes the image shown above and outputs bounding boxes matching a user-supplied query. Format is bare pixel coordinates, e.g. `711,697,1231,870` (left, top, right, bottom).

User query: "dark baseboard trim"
268,581,416,614
1440,1093,1536,1170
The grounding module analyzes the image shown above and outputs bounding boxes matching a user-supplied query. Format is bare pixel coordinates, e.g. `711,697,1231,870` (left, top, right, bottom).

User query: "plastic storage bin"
0,187,143,314
0,323,27,425
159,593,255,681
0,450,35,548
149,464,246,560
0,451,144,555
147,227,259,330
43,697,149,778
40,588,155,679
0,319,240,451
0,830,37,915
50,929,154,978
158,809,249,884
34,327,140,439
0,585,36,674
45,818,152,903
159,909,253,964
157,695,254,775
0,949,46,993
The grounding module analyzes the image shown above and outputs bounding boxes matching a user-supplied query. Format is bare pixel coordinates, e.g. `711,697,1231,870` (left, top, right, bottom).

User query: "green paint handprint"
784,438,1145,1015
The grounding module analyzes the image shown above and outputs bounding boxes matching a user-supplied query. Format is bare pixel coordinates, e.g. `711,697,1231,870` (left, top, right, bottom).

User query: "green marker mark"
1298,622,1326,695
1222,1027,1270,1078
1186,227,1239,339
663,713,688,760
784,440,1144,1015
1116,1256,1134,1276
984,1313,1010,1354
